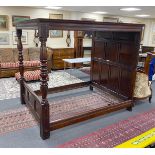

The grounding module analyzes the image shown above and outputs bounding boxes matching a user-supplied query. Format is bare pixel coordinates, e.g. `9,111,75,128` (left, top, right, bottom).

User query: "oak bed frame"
16,19,144,140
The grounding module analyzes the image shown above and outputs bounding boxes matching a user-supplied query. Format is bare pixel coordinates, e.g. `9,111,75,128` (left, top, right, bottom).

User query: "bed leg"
40,103,50,140
90,85,93,91
39,31,50,140
149,95,152,103
16,29,25,105
127,106,132,111
19,80,26,104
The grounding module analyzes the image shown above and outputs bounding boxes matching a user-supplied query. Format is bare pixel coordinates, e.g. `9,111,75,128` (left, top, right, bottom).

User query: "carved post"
39,26,50,140
16,29,25,104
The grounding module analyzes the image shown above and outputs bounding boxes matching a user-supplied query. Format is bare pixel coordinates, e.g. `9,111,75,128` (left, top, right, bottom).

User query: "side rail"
35,81,91,96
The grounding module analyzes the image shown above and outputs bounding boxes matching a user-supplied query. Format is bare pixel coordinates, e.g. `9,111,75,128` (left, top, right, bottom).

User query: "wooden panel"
108,65,120,92
92,60,100,84
93,41,105,58
92,31,140,99
119,70,133,98
100,62,109,87
119,42,137,67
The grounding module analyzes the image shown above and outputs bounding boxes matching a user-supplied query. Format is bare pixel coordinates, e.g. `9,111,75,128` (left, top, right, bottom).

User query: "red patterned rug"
0,91,121,135
1,92,155,148
0,107,36,135
58,109,155,148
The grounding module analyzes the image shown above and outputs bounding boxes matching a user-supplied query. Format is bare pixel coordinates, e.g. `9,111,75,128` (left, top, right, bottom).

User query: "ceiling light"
45,6,62,10
120,7,141,11
92,11,108,14
135,14,150,17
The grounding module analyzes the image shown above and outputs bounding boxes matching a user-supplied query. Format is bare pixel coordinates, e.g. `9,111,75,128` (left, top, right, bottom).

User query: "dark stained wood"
74,31,84,68
23,82,41,122
38,27,50,140
16,19,143,140
74,31,84,57
16,29,25,104
35,81,90,96
50,100,132,131
91,83,128,100
16,18,144,32
91,31,140,99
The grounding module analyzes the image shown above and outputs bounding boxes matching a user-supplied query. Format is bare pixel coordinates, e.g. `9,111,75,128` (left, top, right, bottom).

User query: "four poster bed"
16,19,144,140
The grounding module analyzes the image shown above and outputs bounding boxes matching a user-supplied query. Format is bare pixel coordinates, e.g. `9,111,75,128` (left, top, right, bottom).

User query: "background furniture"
16,18,143,140
0,48,52,78
15,70,40,81
144,52,155,74
74,31,92,68
133,70,152,103
49,47,74,70
138,53,147,69
50,32,92,70
142,46,155,53
63,57,91,71
74,31,84,58
138,46,155,68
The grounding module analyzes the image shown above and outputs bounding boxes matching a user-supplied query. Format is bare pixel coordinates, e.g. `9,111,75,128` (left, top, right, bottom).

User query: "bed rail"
35,81,91,95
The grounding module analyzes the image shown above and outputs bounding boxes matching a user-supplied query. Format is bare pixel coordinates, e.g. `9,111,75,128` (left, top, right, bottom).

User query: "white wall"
0,6,73,48
0,6,155,49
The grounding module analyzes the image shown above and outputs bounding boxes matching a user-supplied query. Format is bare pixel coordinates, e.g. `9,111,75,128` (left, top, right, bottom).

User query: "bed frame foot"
40,130,50,140
21,97,26,105
90,85,93,91
20,92,26,104
40,102,50,140
19,79,26,104
127,106,132,111
149,96,152,103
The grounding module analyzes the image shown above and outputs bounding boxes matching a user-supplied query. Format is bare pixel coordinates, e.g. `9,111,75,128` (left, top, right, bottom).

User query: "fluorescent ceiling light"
135,14,150,17
120,7,141,11
45,6,62,10
92,11,108,14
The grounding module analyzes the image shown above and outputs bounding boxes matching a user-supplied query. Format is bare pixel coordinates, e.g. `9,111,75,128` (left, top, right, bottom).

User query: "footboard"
23,81,41,122
23,81,50,139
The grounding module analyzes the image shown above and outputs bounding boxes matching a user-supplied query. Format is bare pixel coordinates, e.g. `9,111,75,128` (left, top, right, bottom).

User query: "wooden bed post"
16,29,25,105
39,26,50,140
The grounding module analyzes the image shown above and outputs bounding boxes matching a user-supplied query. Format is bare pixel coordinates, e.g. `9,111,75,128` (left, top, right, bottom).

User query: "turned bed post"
16,29,25,104
38,25,50,140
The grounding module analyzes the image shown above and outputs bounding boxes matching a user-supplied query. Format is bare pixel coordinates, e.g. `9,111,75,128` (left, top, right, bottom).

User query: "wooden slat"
35,81,91,95
50,100,132,131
